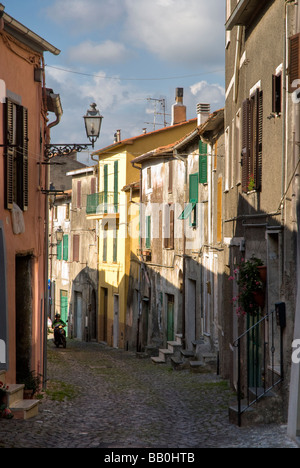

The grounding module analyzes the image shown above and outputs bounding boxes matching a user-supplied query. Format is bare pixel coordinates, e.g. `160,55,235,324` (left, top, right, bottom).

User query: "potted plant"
0,382,13,419
22,371,42,399
229,256,266,316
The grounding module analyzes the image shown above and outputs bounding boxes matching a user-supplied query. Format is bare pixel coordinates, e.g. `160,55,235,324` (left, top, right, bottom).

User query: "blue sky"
3,0,225,160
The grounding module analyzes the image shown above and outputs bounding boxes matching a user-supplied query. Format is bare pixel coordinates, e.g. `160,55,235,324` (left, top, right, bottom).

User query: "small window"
272,73,282,115
73,234,80,262
145,216,151,249
65,204,70,220
147,167,152,190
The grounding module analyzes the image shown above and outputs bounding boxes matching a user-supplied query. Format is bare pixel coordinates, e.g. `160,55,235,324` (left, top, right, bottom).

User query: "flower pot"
258,266,267,283
253,290,265,309
23,389,34,400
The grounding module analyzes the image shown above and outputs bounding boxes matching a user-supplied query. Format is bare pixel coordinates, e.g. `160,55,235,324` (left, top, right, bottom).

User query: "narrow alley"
0,340,297,449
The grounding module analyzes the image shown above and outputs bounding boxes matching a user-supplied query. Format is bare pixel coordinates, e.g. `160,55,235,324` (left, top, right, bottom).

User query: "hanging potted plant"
229,256,266,315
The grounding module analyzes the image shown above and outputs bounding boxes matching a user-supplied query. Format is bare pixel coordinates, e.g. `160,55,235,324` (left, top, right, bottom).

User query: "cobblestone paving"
0,340,298,448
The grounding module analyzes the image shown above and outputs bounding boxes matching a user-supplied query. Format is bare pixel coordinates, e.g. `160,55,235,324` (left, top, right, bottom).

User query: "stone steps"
0,371,39,420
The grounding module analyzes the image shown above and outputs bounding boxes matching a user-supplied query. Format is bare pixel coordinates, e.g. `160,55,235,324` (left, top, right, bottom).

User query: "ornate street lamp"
55,226,64,244
83,103,103,148
45,103,103,159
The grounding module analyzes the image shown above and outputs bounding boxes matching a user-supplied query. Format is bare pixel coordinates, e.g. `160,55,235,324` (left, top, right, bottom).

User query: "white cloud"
46,0,125,31
67,40,131,65
123,0,225,67
190,80,225,109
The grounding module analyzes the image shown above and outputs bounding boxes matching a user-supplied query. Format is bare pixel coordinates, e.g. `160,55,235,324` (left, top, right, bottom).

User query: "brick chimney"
172,88,186,125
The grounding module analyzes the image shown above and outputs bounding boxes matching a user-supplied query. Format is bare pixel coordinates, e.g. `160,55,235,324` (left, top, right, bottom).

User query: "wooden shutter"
5,99,15,210
63,235,69,261
73,234,80,262
256,90,263,191
91,177,96,194
146,216,151,249
168,160,173,193
57,241,62,260
189,173,199,203
241,98,250,193
217,177,222,243
104,164,108,212
289,33,300,93
19,106,28,211
272,74,282,114
169,208,174,249
77,181,81,209
199,140,207,184
114,161,118,212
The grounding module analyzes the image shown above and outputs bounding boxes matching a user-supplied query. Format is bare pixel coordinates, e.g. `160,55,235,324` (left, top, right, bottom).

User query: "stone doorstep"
6,384,25,407
151,356,165,364
10,399,40,420
159,349,173,362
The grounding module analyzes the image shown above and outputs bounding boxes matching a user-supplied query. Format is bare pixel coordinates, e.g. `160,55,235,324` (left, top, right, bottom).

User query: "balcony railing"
86,192,119,215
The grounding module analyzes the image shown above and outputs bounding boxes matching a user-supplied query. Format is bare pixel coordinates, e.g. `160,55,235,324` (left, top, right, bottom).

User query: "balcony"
226,0,265,31
86,192,119,218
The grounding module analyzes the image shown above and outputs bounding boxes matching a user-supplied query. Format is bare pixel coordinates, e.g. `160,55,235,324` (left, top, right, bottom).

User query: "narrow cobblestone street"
0,340,298,449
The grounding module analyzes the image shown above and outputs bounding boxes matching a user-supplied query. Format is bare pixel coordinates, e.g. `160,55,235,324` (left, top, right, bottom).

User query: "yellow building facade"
88,119,197,349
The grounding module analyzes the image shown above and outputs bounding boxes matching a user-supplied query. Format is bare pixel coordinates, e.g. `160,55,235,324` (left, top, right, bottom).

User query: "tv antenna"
145,98,170,130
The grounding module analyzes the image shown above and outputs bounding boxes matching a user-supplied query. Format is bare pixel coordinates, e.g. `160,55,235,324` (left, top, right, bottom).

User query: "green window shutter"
114,161,118,213
57,240,62,260
146,216,151,249
189,173,198,203
63,235,69,261
104,164,108,213
199,140,207,184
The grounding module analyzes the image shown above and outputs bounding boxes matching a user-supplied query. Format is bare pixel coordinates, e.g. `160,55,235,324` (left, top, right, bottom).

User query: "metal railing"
233,308,284,427
86,192,119,215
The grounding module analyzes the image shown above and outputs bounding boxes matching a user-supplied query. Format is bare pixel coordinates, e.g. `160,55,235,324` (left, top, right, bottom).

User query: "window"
77,181,81,209
113,228,118,263
241,88,263,193
147,167,152,190
168,160,173,193
65,204,70,221
73,234,80,262
63,235,69,261
178,173,198,226
103,223,108,262
272,73,282,115
164,204,174,249
145,216,151,249
4,99,28,211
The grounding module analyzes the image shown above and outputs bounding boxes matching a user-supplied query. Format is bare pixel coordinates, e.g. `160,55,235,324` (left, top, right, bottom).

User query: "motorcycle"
54,324,67,348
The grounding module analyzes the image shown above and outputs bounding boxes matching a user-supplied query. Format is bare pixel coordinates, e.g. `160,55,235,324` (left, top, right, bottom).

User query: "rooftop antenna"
145,98,170,130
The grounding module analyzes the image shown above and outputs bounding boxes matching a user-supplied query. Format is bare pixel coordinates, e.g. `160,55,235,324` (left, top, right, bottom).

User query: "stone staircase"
0,370,39,420
151,335,218,374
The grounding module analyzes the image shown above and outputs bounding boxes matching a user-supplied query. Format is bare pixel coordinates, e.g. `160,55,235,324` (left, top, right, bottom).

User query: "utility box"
275,302,286,329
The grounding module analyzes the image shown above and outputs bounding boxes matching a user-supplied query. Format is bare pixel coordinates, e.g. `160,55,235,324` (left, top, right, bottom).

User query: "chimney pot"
172,87,186,125
197,103,210,125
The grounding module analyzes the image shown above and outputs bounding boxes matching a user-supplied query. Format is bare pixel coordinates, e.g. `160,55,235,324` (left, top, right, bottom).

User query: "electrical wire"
45,64,225,82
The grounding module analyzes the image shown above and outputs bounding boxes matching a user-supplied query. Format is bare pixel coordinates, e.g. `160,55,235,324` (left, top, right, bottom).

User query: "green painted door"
60,290,68,337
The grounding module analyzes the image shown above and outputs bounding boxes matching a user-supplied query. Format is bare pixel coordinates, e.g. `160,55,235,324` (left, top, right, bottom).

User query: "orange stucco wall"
0,30,48,383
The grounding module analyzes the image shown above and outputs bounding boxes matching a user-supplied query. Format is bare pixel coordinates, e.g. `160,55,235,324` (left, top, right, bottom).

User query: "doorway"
166,294,175,342
74,292,82,340
113,294,119,348
60,290,68,337
89,288,97,341
16,255,33,383
100,287,108,342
